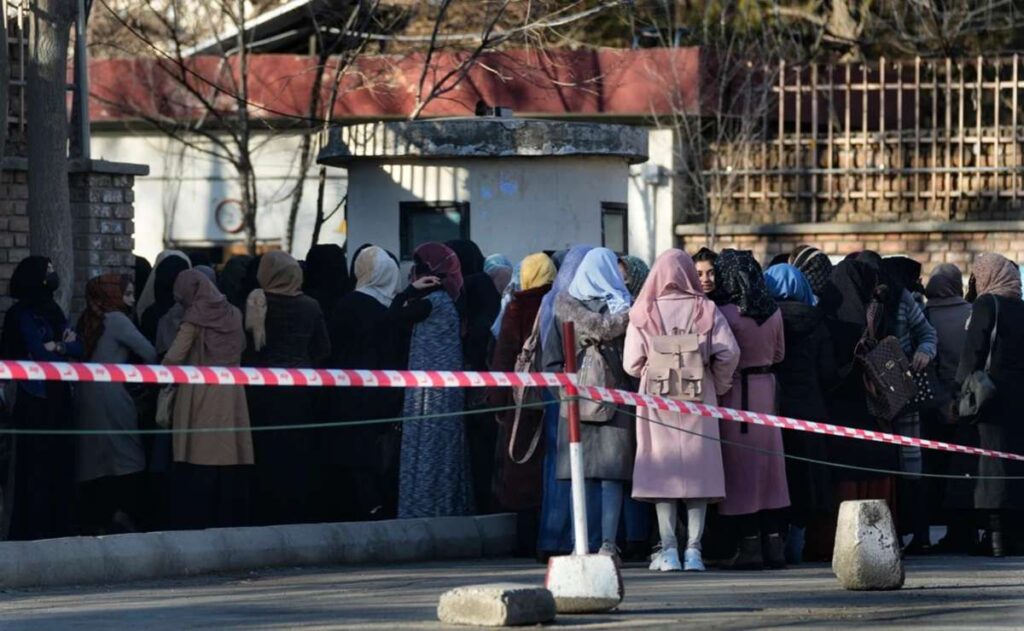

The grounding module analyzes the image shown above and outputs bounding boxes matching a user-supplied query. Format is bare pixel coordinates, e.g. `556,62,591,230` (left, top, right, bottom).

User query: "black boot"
764,533,787,569
720,536,764,570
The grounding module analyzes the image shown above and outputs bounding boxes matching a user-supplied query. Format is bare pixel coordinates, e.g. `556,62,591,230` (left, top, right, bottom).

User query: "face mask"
45,272,61,293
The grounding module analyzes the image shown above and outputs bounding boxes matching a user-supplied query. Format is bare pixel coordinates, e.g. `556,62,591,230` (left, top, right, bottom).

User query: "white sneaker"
649,547,683,572
684,547,706,572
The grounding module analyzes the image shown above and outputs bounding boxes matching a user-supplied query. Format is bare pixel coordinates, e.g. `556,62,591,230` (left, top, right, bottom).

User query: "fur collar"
554,292,628,343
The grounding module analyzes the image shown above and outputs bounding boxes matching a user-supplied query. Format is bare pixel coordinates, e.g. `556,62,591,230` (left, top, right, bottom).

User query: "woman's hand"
911,351,931,372
63,330,77,344
411,276,441,291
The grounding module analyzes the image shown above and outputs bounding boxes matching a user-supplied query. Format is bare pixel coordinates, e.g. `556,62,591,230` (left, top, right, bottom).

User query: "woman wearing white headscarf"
541,247,636,557
324,246,408,521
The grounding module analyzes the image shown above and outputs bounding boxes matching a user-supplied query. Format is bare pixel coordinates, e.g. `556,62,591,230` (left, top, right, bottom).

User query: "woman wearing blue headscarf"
765,264,838,563
542,248,636,558
536,245,602,558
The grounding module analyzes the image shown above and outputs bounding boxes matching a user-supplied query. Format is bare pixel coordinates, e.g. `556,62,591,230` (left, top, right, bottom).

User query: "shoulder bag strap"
508,313,544,465
984,295,999,373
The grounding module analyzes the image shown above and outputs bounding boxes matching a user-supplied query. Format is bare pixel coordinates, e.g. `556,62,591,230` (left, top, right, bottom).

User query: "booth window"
399,201,470,261
601,202,628,255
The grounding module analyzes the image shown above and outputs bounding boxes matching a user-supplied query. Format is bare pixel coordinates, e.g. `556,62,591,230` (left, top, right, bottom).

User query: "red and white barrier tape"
0,359,1020,462
0,360,571,389
579,385,1024,463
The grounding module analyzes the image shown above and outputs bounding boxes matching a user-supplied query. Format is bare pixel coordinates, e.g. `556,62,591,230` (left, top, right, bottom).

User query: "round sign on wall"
215,199,246,234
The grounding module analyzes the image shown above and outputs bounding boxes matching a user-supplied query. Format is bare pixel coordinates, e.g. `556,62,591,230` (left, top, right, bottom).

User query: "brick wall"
0,159,148,321
677,227,1024,278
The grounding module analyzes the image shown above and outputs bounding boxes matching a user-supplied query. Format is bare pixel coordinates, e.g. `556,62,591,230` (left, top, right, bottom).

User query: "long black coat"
956,294,1024,510
776,301,837,516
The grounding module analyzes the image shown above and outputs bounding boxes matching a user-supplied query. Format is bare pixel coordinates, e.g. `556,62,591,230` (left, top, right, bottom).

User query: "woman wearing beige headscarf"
163,269,253,529
323,246,406,521
956,253,1024,557
244,250,331,526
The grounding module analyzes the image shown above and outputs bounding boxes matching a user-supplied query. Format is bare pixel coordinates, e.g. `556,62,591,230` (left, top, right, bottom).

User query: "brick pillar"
0,158,149,322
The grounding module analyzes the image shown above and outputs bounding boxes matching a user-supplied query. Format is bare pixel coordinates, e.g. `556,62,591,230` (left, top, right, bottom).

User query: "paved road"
1,556,1022,629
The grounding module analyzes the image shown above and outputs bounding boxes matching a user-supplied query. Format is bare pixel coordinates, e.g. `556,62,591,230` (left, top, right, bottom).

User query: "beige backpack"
644,306,705,401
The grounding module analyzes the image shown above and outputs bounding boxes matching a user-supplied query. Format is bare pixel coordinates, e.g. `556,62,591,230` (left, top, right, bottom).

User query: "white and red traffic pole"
561,320,589,557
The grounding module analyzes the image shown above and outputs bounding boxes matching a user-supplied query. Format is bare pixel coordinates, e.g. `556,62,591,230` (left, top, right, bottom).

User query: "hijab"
137,250,189,318
881,256,924,296
484,254,514,294
1,256,64,359
134,255,152,305
174,269,244,360
568,247,632,315
246,251,303,353
828,259,879,368
789,245,833,297
194,265,217,285
354,245,401,307
972,252,1023,300
304,244,349,316
219,255,253,310
619,255,650,299
78,273,131,358
712,249,778,325
630,249,715,336
764,264,815,306
539,245,593,346
856,250,899,334
446,240,486,277
413,242,464,302
767,253,791,269
925,263,965,301
520,253,556,291
142,254,191,342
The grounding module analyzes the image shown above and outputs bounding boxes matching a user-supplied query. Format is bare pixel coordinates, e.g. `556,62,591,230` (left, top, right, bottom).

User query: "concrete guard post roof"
317,117,649,166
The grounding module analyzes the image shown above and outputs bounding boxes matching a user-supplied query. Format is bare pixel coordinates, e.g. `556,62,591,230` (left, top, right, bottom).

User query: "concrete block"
545,554,623,613
832,500,905,591
437,583,556,627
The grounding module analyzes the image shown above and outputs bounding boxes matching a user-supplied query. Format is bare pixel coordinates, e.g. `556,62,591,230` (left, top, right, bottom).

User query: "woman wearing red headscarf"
75,273,156,534
390,242,475,518
624,249,740,572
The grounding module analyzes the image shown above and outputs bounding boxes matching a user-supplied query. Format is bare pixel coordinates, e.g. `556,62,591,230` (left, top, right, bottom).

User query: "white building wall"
628,128,676,265
346,156,630,263
91,131,348,262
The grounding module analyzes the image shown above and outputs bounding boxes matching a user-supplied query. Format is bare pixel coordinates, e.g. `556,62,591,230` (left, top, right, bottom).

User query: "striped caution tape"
0,359,1020,462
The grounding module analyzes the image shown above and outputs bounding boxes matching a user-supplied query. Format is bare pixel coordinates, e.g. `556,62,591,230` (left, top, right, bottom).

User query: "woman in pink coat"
624,250,740,572
712,249,790,570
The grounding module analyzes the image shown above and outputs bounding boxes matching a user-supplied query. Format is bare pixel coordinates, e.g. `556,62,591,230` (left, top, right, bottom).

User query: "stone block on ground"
545,554,623,613
832,499,905,591
437,583,556,627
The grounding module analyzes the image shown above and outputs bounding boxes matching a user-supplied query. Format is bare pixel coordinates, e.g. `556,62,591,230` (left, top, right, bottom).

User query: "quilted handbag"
855,300,918,425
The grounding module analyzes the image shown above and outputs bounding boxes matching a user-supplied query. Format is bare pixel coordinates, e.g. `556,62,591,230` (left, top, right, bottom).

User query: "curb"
0,514,516,589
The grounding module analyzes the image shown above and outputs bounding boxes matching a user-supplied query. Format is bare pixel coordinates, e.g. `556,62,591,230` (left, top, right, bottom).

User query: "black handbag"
959,296,999,420
855,300,918,425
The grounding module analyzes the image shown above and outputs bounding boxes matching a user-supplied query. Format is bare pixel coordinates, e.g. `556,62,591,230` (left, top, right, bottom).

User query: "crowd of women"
0,240,1021,569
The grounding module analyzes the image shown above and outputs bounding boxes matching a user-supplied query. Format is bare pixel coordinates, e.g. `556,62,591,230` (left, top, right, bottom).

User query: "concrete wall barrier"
0,514,516,589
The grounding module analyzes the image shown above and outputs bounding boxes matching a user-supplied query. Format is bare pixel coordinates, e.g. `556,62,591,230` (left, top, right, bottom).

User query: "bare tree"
27,0,77,309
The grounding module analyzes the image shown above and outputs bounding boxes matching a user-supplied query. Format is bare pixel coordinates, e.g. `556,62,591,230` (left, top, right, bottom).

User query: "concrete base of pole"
437,583,557,627
0,514,515,589
545,554,623,613
832,500,905,591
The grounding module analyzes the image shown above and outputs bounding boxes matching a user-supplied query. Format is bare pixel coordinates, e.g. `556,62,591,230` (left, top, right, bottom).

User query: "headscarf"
827,259,878,367
619,255,650,299
484,254,513,290
856,250,899,333
446,240,486,276
142,254,191,342
219,255,253,310
972,253,1022,300
767,253,791,269
174,269,244,359
712,249,778,325
551,249,569,270
630,249,715,336
881,256,924,296
246,251,303,352
137,250,189,318
194,265,217,285
354,245,401,307
539,245,593,346
303,244,349,316
413,242,464,302
520,253,556,291
1,256,64,359
134,255,152,304
567,248,632,315
789,245,833,297
764,264,815,306
78,273,131,358
925,263,965,300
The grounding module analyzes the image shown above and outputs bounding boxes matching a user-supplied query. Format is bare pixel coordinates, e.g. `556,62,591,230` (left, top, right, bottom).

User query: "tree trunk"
27,0,76,311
